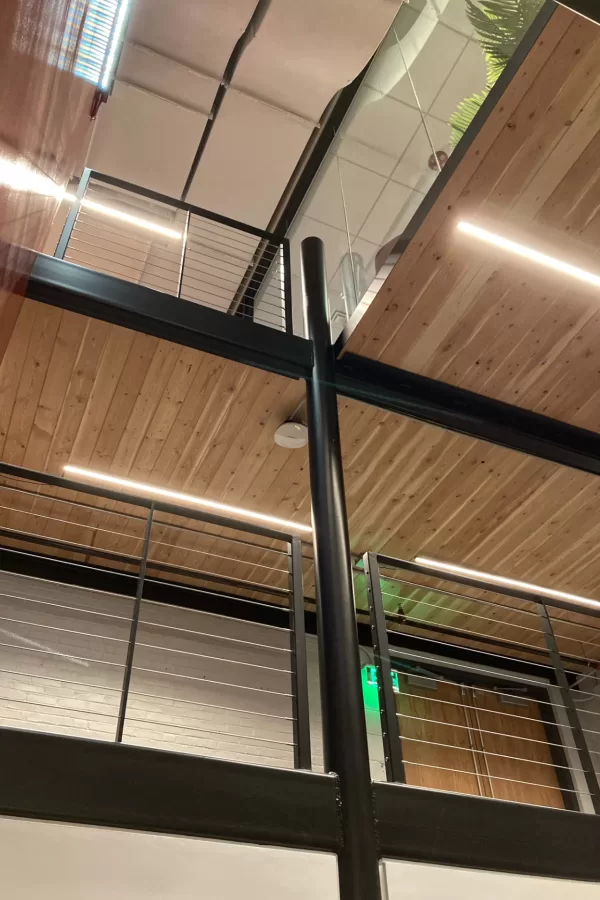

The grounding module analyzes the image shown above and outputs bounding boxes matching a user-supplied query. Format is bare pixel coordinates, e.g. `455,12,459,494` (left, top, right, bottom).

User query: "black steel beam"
375,781,600,881
26,254,312,381
337,353,600,479
0,727,340,851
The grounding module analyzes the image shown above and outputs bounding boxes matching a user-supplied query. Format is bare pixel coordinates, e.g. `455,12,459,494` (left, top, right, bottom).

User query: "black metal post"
177,211,191,298
301,236,381,900
363,552,406,784
115,503,155,743
289,537,312,769
282,239,293,335
537,601,600,814
55,168,92,259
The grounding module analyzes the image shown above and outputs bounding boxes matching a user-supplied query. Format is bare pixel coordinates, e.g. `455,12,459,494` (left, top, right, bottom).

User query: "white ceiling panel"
88,82,207,197
128,0,257,76
186,91,314,227
118,43,217,114
303,156,386,236
232,0,405,121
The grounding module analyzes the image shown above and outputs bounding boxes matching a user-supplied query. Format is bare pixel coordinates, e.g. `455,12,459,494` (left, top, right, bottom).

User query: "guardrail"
55,169,293,333
0,463,311,770
357,552,600,815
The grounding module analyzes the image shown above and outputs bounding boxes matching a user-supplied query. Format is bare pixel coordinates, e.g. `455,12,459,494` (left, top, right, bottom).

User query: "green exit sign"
364,665,400,692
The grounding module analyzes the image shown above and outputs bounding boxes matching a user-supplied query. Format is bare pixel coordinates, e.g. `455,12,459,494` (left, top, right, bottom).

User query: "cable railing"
357,552,600,816
54,169,293,333
0,463,311,770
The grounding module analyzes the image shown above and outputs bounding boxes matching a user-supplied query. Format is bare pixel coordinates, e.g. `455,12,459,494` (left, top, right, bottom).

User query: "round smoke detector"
274,421,308,449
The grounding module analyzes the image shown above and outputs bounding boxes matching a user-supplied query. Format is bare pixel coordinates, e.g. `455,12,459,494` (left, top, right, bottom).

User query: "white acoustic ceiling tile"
429,38,488,122
304,156,386,237
391,115,452,190
128,0,257,76
344,87,423,163
288,214,353,283
336,135,398,179
185,91,313,228
232,0,405,122
87,82,207,198
389,22,468,113
358,179,414,246
118,43,217,114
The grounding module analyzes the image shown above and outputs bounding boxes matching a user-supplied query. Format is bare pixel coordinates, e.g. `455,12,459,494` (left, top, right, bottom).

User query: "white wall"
0,816,339,900
0,570,385,776
382,859,600,899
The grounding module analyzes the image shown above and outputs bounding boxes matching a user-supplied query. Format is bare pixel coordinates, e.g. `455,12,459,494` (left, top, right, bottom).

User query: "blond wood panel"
344,9,600,432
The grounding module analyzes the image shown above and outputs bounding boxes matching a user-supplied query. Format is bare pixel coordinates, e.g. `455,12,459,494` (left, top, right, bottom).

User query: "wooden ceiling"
2,6,600,666
345,6,600,432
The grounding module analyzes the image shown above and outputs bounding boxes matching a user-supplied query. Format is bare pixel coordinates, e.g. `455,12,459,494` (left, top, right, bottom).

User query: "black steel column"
363,552,406,784
115,503,155,743
289,537,312,769
537,601,600,814
282,239,294,334
301,236,381,900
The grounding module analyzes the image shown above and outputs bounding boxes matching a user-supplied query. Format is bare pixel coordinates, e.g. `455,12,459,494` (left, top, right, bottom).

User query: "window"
58,0,130,90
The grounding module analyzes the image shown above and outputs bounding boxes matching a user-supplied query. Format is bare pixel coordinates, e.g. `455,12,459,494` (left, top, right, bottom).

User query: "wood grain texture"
344,8,600,433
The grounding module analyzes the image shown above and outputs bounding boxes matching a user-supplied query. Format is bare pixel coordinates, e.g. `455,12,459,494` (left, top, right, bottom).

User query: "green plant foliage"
449,0,544,147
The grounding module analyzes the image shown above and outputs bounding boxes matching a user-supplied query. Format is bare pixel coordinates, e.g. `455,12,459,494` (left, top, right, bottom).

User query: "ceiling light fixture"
63,465,312,534
99,0,131,92
415,555,600,611
457,220,600,289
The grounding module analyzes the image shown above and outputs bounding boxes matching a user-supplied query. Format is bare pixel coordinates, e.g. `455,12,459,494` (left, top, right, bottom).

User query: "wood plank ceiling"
345,6,600,433
1,6,600,666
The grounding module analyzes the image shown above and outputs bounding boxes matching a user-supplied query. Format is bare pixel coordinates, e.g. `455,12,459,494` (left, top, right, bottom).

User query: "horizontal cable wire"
0,589,131,621
180,271,285,312
181,264,285,307
72,224,182,256
396,711,579,751
132,664,293,696
399,734,588,772
184,244,281,277
0,613,128,644
139,617,291,652
392,666,600,717
389,636,556,675
0,694,118,719
134,641,292,674
74,218,183,251
388,608,550,655
382,590,543,636
149,537,288,574
0,478,148,523
0,503,144,545
127,688,293,721
123,714,294,747
187,213,279,246
141,587,291,624
0,640,125,668
402,758,588,794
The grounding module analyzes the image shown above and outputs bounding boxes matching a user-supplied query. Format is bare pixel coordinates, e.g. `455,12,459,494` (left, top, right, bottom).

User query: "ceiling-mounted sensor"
274,421,308,449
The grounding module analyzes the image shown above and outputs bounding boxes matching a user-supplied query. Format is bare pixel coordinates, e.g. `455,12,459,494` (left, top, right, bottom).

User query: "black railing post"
115,502,155,743
537,601,600,813
289,537,312,769
301,236,381,900
363,552,406,784
177,210,191,299
282,239,293,334
55,167,91,259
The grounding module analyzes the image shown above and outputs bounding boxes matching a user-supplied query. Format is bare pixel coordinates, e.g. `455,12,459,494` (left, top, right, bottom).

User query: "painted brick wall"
0,570,385,776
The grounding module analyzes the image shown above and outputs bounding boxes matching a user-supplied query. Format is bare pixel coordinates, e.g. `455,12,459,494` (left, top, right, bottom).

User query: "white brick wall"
0,570,385,776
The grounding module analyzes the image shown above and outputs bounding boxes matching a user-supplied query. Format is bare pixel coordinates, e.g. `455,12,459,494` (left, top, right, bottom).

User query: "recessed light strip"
457,220,600,289
63,466,312,534
415,556,600,611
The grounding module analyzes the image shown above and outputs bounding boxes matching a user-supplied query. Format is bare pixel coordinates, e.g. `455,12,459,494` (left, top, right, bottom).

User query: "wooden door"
395,673,566,809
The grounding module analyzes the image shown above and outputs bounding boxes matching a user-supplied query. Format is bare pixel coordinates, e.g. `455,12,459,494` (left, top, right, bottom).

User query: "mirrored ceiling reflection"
289,0,544,337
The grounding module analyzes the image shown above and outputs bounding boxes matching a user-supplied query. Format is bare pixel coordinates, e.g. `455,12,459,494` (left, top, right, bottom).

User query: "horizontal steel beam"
336,353,600,479
26,255,312,382
0,727,340,851
375,781,600,881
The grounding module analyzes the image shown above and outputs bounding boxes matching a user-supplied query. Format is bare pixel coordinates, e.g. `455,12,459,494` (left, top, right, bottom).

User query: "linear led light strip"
457,221,600,289
63,466,312,534
64,193,182,239
415,556,600,611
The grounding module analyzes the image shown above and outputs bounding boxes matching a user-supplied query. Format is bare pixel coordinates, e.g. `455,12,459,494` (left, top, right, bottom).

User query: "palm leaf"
450,0,544,147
